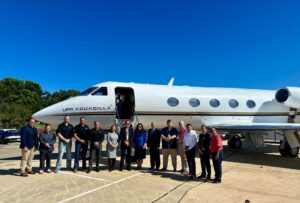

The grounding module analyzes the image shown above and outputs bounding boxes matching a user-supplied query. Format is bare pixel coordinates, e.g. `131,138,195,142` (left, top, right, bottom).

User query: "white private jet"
33,79,300,157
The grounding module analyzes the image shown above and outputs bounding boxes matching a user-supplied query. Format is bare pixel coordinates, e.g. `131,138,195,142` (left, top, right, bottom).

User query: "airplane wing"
210,123,300,131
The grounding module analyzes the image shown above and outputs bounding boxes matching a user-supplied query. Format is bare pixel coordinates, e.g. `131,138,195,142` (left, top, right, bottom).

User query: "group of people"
19,116,224,183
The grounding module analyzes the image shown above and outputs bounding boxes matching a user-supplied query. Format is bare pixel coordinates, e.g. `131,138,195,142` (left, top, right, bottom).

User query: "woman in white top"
183,123,198,179
107,124,119,172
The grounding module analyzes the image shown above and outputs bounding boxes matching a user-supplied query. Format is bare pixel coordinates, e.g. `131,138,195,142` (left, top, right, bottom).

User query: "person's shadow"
0,168,20,176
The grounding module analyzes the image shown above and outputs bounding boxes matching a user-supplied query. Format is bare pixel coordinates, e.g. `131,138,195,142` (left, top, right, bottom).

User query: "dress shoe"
20,172,28,177
27,171,35,175
197,174,206,179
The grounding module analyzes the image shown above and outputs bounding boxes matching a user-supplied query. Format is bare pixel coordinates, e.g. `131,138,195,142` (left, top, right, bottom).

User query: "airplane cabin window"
247,100,256,108
189,98,200,107
167,97,179,107
92,87,108,96
79,87,98,96
229,99,239,108
210,99,220,107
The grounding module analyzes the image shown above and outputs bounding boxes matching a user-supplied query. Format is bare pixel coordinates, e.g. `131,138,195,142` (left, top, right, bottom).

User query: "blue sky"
0,0,300,93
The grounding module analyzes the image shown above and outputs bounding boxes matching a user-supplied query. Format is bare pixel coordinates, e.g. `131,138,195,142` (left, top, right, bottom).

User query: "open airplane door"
115,87,135,121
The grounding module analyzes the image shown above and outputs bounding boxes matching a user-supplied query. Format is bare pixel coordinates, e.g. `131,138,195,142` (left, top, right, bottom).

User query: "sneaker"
39,170,44,174
46,169,52,173
73,169,77,173
54,170,59,173
86,169,91,174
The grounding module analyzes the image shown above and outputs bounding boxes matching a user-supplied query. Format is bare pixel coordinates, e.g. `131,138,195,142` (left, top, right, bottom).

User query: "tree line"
0,78,80,129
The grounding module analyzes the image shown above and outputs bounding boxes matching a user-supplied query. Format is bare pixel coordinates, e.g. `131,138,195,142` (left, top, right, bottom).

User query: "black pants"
212,150,223,181
89,148,101,170
108,158,116,170
200,152,211,177
149,147,160,170
120,146,132,169
74,142,88,169
39,150,53,170
185,147,196,176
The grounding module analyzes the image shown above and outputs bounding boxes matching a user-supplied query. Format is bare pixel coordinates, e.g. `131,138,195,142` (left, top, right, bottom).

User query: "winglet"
168,78,175,86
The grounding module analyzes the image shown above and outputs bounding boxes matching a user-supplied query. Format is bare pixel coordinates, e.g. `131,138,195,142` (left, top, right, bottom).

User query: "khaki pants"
20,148,35,173
177,142,187,170
162,148,177,170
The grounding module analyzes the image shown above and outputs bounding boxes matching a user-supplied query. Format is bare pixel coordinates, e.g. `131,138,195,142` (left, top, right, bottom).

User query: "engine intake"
275,87,300,109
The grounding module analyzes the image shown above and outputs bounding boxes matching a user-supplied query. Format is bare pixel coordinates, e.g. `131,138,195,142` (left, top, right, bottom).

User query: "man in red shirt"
210,128,224,183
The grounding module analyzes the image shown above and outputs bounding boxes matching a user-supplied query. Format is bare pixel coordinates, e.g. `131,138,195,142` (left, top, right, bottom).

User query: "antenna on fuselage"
168,78,175,86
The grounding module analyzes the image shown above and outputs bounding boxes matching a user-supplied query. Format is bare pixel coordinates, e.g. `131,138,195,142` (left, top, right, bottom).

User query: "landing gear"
227,135,242,149
279,139,299,158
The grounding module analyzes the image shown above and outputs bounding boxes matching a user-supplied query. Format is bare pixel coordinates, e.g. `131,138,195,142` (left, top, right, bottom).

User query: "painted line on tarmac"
57,172,142,203
0,145,19,149
59,171,109,182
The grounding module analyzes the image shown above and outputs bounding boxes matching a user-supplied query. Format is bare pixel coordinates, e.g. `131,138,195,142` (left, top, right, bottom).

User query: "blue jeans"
74,141,88,169
55,141,72,171
212,150,224,181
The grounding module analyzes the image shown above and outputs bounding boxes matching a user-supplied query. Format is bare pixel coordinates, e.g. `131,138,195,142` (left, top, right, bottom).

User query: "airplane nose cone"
32,101,64,122
32,109,44,121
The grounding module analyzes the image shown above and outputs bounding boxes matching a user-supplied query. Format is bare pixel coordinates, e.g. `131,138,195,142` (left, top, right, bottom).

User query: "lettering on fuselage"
62,105,112,112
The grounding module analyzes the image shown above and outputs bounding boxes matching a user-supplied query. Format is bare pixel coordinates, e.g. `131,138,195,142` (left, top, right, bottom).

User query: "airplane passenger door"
115,87,135,120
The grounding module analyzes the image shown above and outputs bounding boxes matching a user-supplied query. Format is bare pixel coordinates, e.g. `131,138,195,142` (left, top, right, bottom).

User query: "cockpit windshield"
78,87,98,96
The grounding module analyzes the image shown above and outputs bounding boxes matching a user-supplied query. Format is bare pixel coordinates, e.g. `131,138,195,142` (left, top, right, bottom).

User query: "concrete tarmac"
0,140,299,203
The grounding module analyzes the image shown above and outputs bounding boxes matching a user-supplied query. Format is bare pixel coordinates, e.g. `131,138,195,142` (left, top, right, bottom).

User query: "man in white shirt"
183,123,197,179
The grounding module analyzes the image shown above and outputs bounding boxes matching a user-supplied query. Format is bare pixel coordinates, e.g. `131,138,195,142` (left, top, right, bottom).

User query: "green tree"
0,78,79,128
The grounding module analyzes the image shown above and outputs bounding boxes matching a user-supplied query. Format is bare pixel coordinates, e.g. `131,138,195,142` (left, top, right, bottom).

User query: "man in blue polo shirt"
160,120,178,172
19,118,39,177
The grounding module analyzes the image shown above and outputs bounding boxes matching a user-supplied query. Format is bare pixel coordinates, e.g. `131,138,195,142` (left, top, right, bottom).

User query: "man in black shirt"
87,121,104,173
119,120,134,171
73,117,90,172
55,116,74,173
198,125,211,180
147,121,161,171
161,120,178,172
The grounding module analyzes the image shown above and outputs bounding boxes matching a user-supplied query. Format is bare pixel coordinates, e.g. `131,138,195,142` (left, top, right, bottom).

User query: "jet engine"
275,87,300,109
